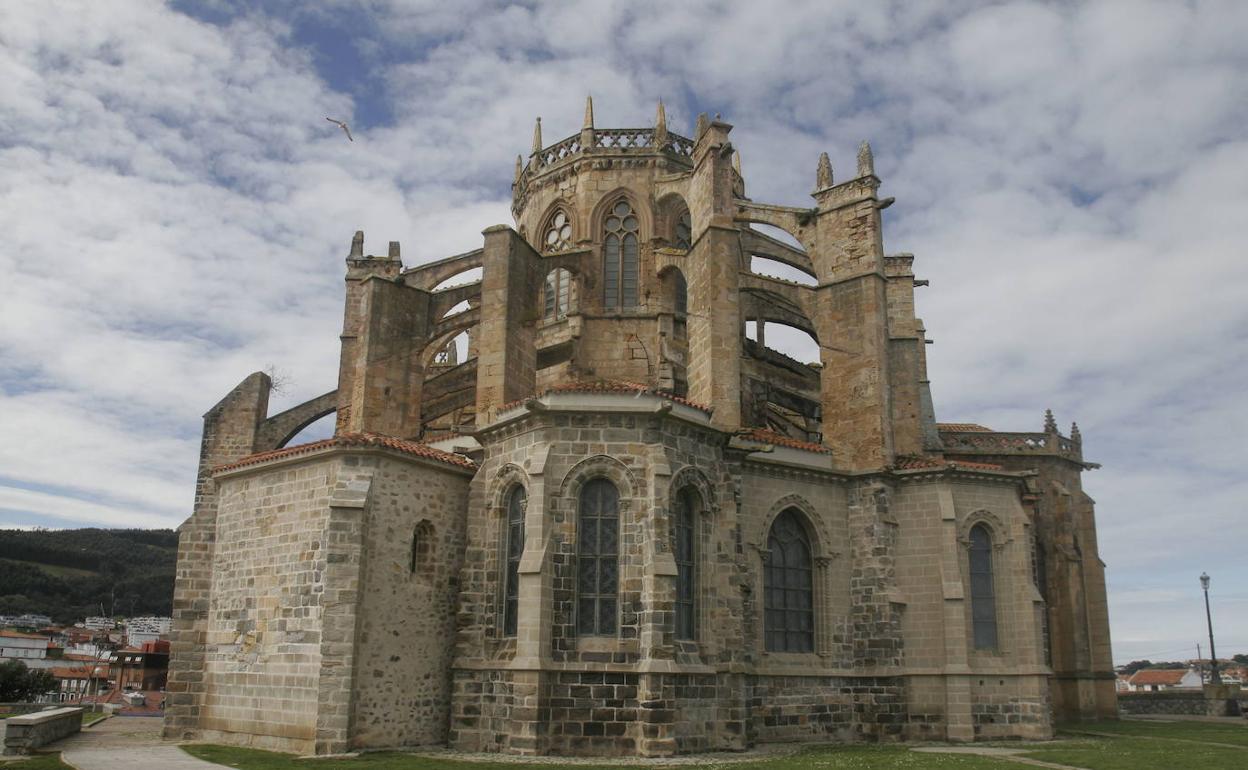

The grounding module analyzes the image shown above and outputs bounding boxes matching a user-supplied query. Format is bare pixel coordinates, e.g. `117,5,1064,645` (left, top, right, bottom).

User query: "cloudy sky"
2,0,1245,664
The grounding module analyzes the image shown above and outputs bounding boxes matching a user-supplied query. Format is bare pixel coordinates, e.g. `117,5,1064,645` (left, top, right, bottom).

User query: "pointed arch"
763,508,814,653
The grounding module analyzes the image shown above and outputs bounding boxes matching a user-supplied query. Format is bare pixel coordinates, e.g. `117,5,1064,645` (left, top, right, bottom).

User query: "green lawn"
81,710,109,725
180,719,1248,770
184,744,1023,769
1,753,74,770
1057,717,1248,746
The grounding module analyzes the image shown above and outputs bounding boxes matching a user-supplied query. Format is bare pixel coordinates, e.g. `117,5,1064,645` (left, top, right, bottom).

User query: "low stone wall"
1118,690,1246,717
2,707,83,755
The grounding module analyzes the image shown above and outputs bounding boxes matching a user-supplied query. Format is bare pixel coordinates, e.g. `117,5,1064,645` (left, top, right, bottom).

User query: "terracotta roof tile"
1129,669,1188,686
936,423,994,432
739,428,831,454
215,432,476,473
500,380,712,414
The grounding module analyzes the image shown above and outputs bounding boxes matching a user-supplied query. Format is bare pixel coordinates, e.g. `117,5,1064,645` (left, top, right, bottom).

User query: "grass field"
2,753,73,770
179,719,1248,770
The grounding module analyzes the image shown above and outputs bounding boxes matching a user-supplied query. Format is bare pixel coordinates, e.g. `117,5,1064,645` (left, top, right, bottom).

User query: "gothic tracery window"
764,509,814,653
544,210,573,252
503,486,526,637
577,479,619,636
672,487,697,640
544,268,572,322
969,524,998,650
603,199,639,309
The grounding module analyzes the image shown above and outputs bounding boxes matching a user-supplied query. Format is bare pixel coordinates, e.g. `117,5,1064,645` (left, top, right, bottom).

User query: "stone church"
163,100,1116,756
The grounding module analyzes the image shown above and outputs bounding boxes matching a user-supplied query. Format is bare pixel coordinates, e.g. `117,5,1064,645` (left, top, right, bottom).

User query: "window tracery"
577,478,619,636
603,199,639,309
969,524,998,650
672,487,697,640
503,486,526,637
544,268,572,322
543,210,574,252
764,509,814,653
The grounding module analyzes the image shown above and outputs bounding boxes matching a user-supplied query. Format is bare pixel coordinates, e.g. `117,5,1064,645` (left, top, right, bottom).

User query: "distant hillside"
0,528,178,624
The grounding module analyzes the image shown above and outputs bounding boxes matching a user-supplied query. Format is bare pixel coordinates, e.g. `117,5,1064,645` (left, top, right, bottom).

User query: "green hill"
0,528,178,624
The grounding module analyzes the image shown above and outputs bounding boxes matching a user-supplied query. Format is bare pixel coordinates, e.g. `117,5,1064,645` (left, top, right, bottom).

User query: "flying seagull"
325,117,353,142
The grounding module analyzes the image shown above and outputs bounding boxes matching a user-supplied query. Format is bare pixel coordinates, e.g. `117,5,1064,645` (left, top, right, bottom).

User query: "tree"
1232,653,1248,665
0,660,57,702
1119,660,1153,675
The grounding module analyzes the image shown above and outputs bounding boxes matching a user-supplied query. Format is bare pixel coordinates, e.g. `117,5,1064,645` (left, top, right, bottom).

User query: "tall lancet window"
603,199,639,309
764,509,814,653
577,479,619,635
503,486,526,637
969,524,998,650
672,487,697,640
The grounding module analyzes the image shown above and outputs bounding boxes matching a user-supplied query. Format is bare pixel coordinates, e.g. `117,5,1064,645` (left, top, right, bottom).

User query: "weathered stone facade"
165,100,1116,756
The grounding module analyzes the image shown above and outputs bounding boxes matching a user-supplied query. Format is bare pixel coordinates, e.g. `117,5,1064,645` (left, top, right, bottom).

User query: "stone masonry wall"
198,456,339,753
349,454,471,749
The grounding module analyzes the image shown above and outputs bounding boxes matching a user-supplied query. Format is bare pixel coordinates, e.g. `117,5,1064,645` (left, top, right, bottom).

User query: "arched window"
764,509,814,652
674,209,691,250
577,479,619,636
543,209,573,252
410,520,434,575
969,524,998,650
603,199,639,310
503,486,526,636
672,487,697,640
544,268,572,322
673,270,688,317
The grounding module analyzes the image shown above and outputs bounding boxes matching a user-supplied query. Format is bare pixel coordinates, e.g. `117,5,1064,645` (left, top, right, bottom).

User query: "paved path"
912,746,1085,769
57,717,223,770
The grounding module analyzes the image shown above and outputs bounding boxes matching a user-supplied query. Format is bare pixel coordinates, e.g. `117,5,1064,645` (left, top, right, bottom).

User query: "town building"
163,102,1116,756
0,630,48,662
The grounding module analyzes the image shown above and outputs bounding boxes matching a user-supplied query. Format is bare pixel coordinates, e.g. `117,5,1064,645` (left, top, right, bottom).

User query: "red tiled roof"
738,428,831,455
1129,669,1188,686
500,380,712,414
893,456,1004,472
937,423,994,432
0,630,48,640
215,432,476,473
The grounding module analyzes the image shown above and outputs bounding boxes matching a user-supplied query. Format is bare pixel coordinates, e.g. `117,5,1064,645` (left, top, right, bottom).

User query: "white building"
0,630,48,661
125,616,172,647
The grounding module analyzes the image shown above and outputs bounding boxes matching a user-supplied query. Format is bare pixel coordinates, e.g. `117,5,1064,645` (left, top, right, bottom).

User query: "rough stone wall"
349,455,471,749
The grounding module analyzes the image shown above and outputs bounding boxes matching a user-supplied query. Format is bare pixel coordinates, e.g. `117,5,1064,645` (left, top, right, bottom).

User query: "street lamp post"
1199,572,1221,685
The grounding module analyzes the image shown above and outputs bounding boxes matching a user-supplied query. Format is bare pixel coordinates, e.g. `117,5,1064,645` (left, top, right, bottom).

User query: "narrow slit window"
969,524,998,650
673,488,697,640
503,487,526,636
